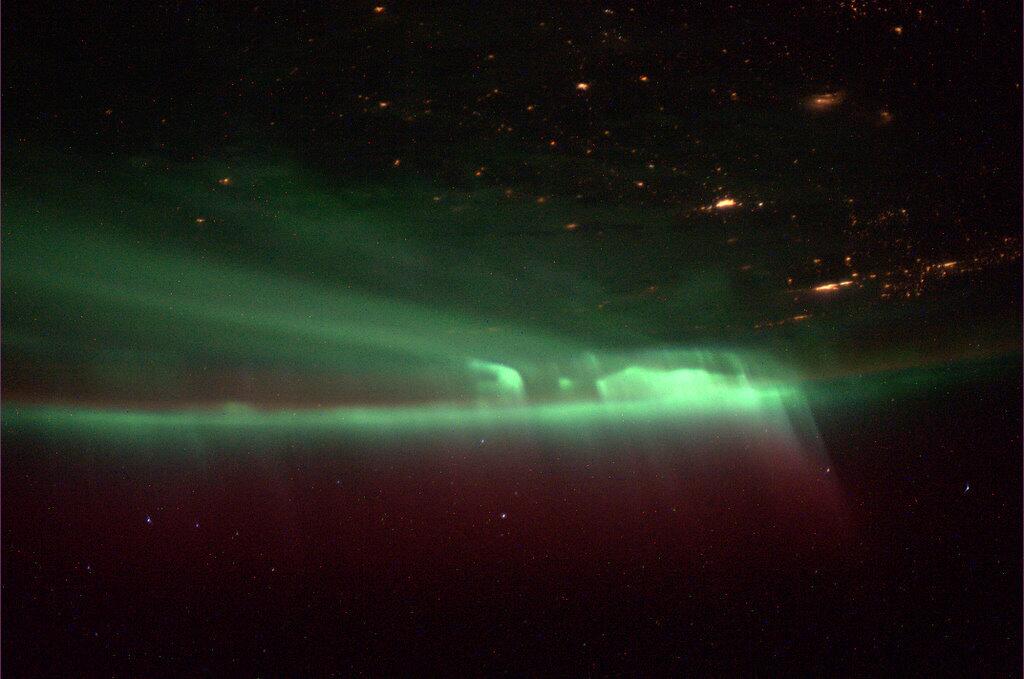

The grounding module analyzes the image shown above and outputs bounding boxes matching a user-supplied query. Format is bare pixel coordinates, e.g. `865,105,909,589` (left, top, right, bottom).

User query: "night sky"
2,1,1022,675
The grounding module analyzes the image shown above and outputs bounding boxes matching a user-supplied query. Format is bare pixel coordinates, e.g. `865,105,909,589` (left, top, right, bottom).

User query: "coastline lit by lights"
813,281,855,293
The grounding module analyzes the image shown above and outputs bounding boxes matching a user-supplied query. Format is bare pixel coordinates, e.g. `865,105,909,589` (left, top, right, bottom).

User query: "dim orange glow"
805,92,845,111
576,82,590,91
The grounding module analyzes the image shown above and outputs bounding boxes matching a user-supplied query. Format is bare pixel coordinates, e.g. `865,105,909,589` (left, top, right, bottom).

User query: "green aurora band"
4,348,821,455
2,150,1015,455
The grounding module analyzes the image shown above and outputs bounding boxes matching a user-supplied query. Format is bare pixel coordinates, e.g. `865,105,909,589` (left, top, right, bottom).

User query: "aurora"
3,1,1020,674
3,348,823,461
